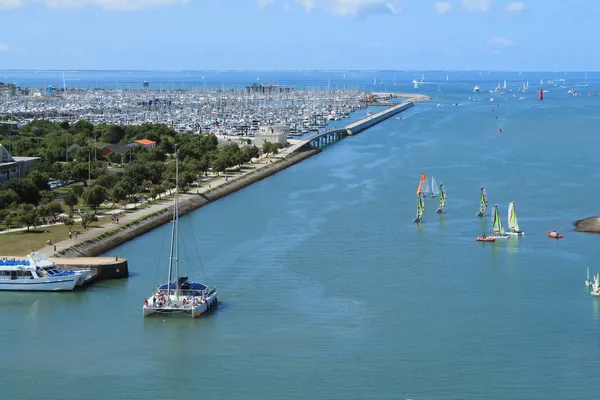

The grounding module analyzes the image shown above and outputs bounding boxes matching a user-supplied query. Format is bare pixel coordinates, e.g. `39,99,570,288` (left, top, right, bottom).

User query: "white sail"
508,201,519,231
431,177,439,196
421,179,430,194
503,80,507,89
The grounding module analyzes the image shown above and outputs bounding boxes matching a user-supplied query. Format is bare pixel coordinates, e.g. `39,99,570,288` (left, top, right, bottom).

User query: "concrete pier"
346,101,414,135
49,256,129,284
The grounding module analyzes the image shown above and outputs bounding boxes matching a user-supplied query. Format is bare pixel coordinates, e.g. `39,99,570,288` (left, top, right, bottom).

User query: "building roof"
102,144,128,156
0,144,15,164
135,139,156,146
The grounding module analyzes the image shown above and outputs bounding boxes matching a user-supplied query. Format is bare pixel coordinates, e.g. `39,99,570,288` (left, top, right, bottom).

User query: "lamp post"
87,149,91,185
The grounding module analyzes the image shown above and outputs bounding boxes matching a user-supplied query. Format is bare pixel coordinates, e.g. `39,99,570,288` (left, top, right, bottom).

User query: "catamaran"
414,193,424,223
430,176,439,198
476,186,488,217
591,274,600,297
436,184,446,213
490,204,509,239
143,149,218,318
586,268,594,287
506,201,525,236
420,175,430,197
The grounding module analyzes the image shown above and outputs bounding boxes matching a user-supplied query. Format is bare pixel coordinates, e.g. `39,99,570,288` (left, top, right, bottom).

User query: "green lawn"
0,217,110,256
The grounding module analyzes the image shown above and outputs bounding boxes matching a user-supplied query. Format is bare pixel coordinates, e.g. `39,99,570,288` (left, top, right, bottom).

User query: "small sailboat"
591,274,600,297
413,193,424,223
430,176,439,198
489,204,508,239
420,173,430,197
476,186,488,217
586,268,593,287
506,201,525,236
436,184,446,213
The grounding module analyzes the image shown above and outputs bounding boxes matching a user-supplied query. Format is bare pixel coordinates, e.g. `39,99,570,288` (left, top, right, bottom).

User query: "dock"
0,255,129,285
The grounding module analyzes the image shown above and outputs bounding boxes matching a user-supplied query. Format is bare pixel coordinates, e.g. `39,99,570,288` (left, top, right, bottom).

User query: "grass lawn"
0,217,110,256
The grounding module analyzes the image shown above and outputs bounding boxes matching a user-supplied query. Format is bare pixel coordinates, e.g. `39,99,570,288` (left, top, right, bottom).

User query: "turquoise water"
3,76,600,399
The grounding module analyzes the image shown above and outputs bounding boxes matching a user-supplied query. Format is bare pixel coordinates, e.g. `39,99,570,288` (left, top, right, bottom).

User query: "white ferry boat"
0,253,87,291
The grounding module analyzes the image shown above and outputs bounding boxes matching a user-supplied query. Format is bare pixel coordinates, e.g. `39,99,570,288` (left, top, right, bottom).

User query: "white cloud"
434,1,452,14
0,0,190,11
505,1,524,12
461,0,490,12
488,36,514,46
282,2,290,11
269,0,400,17
0,0,22,10
0,43,9,52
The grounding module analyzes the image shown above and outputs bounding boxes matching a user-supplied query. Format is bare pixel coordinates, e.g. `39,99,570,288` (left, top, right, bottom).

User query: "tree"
212,153,229,175
63,190,79,216
150,185,162,201
81,213,98,230
63,217,74,233
82,185,108,212
101,125,126,144
16,204,39,231
5,179,41,207
243,145,259,162
27,169,50,191
110,183,128,205
0,189,19,209
262,142,273,155
44,201,64,219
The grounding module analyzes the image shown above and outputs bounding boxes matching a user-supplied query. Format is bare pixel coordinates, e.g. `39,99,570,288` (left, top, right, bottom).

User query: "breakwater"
58,149,321,258
573,216,600,233
346,101,414,135
50,256,129,283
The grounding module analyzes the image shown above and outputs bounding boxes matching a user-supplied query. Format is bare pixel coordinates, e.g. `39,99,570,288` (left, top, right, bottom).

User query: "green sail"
492,205,503,234
417,194,424,218
480,189,488,213
439,187,446,209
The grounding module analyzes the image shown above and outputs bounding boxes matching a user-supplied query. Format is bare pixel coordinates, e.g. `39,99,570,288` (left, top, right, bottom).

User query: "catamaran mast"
175,145,180,299
166,146,178,303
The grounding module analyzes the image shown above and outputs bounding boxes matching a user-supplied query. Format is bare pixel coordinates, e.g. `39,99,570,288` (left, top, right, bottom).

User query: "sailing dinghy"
490,204,508,239
436,184,446,213
586,268,593,287
506,201,525,236
413,193,424,223
476,186,488,217
430,176,439,198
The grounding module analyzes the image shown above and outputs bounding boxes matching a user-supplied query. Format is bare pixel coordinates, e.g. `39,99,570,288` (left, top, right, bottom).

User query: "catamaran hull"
436,208,445,213
0,277,79,291
591,291,600,297
506,231,525,236
489,235,509,240
476,212,486,217
413,218,422,223
143,293,218,318
430,194,437,198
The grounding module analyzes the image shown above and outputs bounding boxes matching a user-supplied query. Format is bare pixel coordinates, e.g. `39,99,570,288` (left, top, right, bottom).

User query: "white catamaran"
476,187,488,217
143,149,218,318
436,184,446,213
506,201,525,236
413,193,424,223
430,176,439,198
490,204,509,239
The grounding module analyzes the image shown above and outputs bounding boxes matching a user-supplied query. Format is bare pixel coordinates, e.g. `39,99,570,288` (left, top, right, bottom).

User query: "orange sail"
416,173,427,194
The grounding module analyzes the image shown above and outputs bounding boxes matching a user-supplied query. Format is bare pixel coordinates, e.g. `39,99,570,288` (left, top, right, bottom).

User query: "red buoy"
539,88,544,100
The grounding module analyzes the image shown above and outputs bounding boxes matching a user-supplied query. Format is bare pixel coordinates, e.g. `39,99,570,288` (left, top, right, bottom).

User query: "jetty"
287,100,416,153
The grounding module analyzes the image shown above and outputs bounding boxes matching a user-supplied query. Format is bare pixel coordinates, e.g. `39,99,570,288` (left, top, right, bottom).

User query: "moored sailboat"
143,148,218,318
490,204,509,239
476,186,488,217
506,201,525,236
436,184,446,213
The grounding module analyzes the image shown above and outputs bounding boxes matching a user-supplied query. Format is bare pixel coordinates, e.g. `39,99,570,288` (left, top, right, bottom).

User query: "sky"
0,0,596,70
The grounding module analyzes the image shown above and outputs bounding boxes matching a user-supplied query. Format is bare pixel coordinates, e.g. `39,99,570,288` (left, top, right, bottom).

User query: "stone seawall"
346,102,414,135
60,149,321,257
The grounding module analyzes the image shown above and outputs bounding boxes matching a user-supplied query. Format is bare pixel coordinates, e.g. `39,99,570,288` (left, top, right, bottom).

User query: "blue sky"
0,0,596,70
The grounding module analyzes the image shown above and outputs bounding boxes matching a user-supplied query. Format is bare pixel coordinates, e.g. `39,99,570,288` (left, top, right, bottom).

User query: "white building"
254,126,289,148
0,144,41,184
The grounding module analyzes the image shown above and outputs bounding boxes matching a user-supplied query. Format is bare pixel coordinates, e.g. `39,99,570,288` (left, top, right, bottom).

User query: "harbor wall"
58,149,321,258
49,257,129,283
346,102,414,135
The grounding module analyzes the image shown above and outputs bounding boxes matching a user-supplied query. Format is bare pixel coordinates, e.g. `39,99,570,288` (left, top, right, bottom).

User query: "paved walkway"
36,153,283,257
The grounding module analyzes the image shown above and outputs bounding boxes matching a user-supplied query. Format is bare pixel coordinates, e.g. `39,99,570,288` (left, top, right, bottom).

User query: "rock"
573,216,600,233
